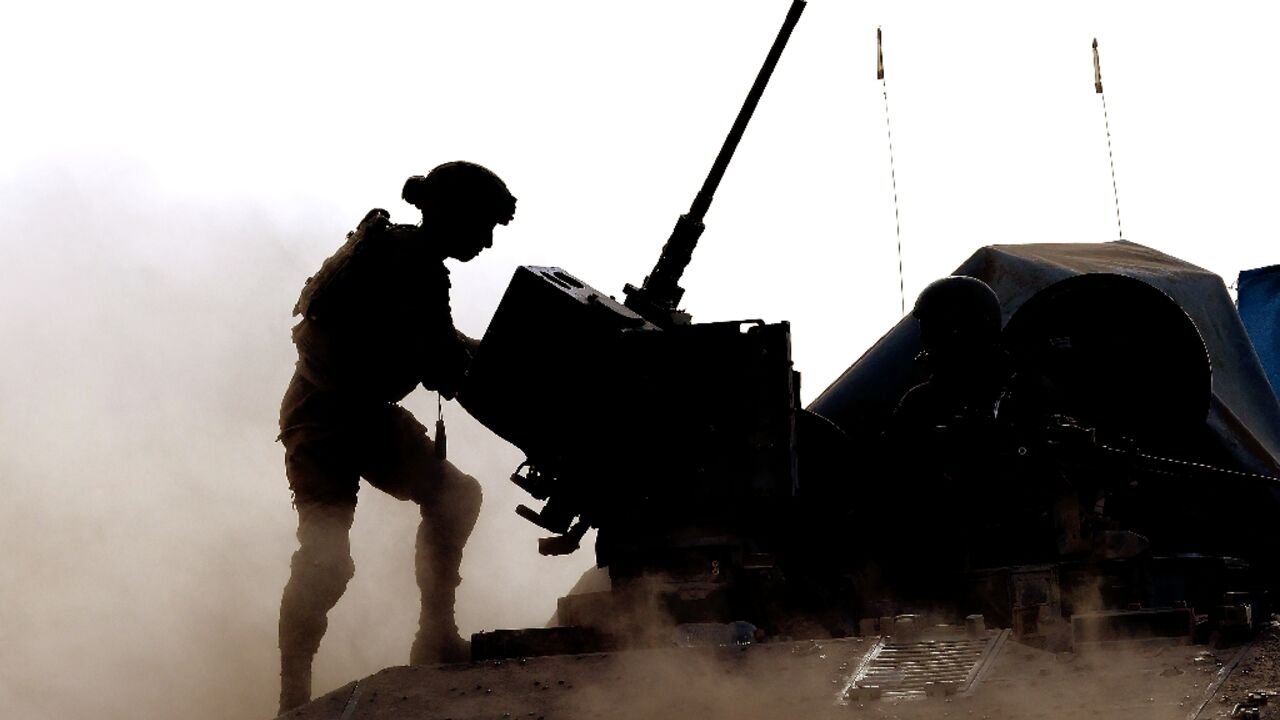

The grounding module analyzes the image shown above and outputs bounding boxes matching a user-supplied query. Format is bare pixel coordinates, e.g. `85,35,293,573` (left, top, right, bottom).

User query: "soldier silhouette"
890,275,1008,462
276,161,515,714
882,276,1012,596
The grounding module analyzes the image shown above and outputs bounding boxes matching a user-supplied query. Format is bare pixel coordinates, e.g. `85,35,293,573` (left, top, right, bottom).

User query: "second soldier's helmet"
402,161,517,226
912,275,1002,351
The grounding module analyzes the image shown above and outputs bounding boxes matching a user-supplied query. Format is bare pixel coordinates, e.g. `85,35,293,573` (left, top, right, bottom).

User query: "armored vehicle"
276,1,1280,716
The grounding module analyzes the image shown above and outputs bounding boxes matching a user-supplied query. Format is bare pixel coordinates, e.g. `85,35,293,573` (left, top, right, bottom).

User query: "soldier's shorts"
279,371,464,509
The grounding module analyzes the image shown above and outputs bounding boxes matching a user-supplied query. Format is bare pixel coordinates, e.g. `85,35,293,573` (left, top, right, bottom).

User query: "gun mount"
460,265,803,622
459,0,812,628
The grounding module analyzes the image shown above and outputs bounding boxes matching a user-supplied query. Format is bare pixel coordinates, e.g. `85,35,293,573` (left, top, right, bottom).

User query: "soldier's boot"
278,652,313,716
277,504,356,715
409,556,469,665
410,470,481,665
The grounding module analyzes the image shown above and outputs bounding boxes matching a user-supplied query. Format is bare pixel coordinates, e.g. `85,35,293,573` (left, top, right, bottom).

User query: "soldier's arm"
420,271,474,399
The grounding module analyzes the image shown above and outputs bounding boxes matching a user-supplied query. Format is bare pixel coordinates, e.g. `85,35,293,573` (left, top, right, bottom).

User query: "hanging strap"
434,392,448,461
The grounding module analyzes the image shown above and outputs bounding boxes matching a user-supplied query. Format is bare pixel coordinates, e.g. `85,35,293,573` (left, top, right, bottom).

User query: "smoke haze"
6,3,1280,717
0,164,593,719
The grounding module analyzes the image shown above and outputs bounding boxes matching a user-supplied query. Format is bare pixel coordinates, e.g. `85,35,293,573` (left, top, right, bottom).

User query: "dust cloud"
0,163,593,719
550,636,1223,720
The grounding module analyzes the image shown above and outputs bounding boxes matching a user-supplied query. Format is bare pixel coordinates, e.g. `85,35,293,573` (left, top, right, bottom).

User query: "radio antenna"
1094,38,1124,240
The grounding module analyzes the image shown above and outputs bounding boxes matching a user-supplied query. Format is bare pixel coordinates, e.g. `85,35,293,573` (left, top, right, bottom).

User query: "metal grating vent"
842,632,1006,701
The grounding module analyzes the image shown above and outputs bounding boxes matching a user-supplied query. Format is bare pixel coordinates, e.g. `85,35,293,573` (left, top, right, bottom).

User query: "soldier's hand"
436,380,459,401
457,330,482,357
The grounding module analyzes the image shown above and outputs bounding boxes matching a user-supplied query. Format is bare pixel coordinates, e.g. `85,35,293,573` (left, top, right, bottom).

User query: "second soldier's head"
402,161,517,261
912,275,1002,366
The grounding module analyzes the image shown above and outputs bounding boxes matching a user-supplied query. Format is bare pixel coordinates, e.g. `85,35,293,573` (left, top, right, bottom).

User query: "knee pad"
288,510,356,605
288,544,356,603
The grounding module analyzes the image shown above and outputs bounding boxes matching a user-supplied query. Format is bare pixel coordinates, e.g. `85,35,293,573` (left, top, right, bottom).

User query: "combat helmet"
402,161,517,226
912,275,1002,351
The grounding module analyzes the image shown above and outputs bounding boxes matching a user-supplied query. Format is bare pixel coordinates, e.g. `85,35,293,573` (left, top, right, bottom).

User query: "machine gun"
623,0,807,329
458,0,810,622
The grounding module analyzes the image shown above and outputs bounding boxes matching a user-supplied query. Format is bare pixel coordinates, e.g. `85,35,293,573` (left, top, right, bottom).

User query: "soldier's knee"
453,472,482,521
289,509,357,601
445,472,482,539
428,467,481,514
289,542,356,593
419,469,482,547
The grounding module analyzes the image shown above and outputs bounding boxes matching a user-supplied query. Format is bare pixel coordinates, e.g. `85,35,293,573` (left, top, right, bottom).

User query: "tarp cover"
810,240,1280,475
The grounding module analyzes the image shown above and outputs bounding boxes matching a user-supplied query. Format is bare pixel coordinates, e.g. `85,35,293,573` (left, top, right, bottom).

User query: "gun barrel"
625,0,807,326
690,0,807,222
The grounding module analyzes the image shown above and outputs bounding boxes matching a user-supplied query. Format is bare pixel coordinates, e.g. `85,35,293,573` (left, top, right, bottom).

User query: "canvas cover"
810,240,1280,475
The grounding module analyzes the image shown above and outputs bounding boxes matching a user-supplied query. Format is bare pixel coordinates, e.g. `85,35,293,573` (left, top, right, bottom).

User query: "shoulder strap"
292,208,391,319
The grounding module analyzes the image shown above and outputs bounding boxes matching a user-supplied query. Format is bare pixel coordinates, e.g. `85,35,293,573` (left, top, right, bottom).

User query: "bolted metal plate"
839,630,1008,702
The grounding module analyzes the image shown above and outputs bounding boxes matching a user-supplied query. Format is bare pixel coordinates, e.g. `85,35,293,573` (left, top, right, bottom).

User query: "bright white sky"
2,2,1278,715
5,0,1277,390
